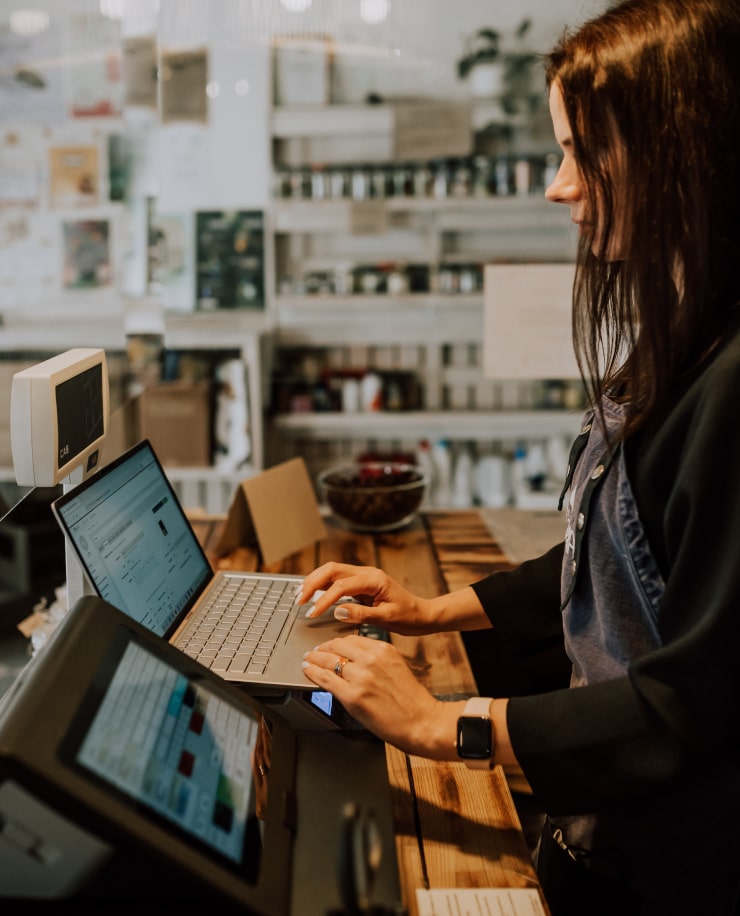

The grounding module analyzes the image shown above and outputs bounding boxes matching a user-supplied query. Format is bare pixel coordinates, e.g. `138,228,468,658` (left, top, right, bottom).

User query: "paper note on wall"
483,263,579,380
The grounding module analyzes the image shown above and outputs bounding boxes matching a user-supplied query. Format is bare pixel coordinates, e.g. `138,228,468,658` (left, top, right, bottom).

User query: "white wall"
0,0,608,322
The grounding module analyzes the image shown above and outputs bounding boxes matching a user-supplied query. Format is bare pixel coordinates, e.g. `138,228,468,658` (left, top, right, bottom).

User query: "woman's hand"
297,562,436,636
302,634,462,759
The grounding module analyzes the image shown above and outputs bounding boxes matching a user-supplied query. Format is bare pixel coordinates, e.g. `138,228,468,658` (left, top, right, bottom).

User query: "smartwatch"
456,696,494,770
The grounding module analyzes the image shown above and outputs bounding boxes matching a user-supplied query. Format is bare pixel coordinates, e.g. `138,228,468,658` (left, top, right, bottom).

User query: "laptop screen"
53,439,213,637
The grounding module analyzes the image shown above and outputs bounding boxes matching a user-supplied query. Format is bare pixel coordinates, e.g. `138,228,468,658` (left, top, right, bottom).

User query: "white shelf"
163,311,271,348
272,100,530,142
273,302,483,346
275,291,481,309
272,195,574,233
0,315,128,353
271,410,583,442
266,94,581,472
272,103,395,139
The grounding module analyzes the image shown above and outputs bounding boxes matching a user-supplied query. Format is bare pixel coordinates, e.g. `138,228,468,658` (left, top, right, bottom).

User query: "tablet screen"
62,633,262,876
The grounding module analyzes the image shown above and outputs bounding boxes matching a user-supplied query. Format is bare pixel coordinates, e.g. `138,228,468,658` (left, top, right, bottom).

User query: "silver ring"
334,655,349,678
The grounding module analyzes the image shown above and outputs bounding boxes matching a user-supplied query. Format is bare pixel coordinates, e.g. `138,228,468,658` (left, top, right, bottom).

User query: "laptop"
51,438,356,691
0,595,402,913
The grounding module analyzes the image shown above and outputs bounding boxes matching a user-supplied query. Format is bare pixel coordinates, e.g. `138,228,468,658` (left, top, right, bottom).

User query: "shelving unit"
265,101,580,506
271,409,582,442
0,311,266,515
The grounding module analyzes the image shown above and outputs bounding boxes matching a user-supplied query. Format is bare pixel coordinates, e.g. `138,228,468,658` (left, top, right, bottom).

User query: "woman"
299,1,740,913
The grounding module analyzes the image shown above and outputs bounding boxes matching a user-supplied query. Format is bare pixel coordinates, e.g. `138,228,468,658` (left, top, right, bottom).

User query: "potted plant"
502,18,538,114
457,27,505,99
457,19,536,105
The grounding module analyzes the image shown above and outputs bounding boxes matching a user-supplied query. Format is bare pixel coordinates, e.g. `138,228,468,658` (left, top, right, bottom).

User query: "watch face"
457,716,492,760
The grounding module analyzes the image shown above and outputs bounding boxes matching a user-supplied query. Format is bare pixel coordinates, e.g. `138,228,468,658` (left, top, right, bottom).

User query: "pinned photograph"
160,48,208,124
49,145,99,208
62,218,111,289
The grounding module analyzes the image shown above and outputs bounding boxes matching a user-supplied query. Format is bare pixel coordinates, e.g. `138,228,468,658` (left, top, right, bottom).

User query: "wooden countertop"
193,508,551,916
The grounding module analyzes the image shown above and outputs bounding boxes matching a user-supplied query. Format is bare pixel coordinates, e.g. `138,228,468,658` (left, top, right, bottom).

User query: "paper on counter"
416,887,547,916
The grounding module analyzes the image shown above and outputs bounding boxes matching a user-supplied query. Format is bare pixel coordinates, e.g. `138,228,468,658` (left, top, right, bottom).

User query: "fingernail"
334,606,350,621
304,605,316,618
294,587,304,604
301,660,310,669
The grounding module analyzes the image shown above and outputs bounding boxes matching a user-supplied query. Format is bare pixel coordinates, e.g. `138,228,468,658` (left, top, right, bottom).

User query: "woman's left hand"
302,634,461,760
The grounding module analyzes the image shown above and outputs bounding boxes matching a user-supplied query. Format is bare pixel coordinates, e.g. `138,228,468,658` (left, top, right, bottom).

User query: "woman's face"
545,81,625,260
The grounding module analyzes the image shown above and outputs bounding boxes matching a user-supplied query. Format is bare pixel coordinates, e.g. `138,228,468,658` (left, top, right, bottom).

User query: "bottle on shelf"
511,443,529,503
431,439,453,507
525,442,547,492
416,439,436,508
474,452,511,508
360,371,383,411
452,443,475,508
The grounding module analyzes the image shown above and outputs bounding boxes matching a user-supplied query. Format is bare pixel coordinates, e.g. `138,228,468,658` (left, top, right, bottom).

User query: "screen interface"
55,362,105,470
55,442,212,636
73,639,259,866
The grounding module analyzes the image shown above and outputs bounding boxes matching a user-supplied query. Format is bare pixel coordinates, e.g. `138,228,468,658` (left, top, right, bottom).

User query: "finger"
324,632,385,653
309,581,384,620
296,562,352,604
303,643,352,673
300,567,381,617
306,635,386,672
306,635,361,659
302,654,339,690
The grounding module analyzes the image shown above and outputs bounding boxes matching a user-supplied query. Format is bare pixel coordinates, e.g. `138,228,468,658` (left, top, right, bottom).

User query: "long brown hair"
545,0,740,438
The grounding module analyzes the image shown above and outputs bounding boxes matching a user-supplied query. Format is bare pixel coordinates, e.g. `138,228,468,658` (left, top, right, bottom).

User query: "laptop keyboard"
176,575,299,676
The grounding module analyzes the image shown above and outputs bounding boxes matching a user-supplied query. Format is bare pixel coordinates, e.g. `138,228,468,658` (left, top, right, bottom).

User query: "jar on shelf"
350,166,371,200
450,159,472,197
458,264,478,294
333,263,353,295
472,156,492,197
371,166,388,198
406,262,430,292
329,167,349,199
413,162,431,197
514,157,532,197
494,156,511,196
356,266,380,294
310,164,329,199
360,371,383,411
437,265,459,294
543,153,560,189
341,375,361,413
431,159,450,199
288,167,309,199
273,168,290,198
386,263,409,296
427,264,440,294
391,164,412,197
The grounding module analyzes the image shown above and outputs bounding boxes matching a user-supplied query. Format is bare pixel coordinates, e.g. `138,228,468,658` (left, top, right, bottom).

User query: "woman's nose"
545,161,581,205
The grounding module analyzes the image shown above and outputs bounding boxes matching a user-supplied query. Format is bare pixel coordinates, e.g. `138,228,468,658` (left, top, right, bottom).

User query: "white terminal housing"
10,348,109,488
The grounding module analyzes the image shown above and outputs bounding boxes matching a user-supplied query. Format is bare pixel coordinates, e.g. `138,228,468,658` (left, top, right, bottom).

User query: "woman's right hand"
297,562,435,635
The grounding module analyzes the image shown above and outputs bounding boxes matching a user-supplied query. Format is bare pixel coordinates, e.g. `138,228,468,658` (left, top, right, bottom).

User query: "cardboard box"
138,379,213,467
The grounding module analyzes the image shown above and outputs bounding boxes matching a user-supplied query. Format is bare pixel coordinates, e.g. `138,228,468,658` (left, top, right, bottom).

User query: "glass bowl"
318,462,428,532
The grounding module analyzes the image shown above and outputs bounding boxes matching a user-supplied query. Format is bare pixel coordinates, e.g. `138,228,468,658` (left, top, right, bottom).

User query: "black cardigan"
470,316,740,816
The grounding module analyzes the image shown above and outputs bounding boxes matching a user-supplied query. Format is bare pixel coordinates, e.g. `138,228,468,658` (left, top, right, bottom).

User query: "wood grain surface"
191,508,549,915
